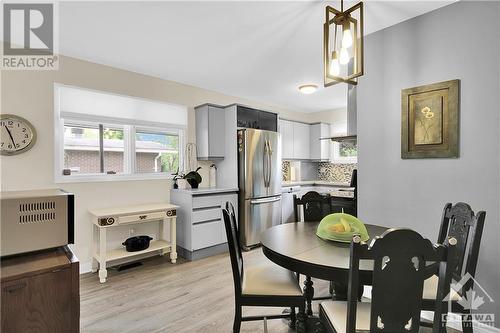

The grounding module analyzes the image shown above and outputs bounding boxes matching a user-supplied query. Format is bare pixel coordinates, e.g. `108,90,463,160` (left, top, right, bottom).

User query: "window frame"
54,87,185,183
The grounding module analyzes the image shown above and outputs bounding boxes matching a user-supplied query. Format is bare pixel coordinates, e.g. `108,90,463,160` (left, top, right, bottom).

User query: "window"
332,140,357,163
59,120,183,180
55,85,187,182
329,120,357,164
135,130,179,174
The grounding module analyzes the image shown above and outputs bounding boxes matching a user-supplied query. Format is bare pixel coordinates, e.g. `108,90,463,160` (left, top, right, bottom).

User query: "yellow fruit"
340,217,351,232
328,223,345,233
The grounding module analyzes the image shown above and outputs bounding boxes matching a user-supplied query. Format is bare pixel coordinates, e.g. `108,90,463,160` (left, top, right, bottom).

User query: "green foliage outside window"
339,141,357,157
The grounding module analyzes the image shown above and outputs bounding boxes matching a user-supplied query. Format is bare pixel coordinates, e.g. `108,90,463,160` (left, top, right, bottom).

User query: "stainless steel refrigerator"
237,128,282,250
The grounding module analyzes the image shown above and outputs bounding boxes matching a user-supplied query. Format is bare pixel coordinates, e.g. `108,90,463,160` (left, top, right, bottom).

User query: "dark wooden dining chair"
222,202,305,333
421,202,486,333
294,191,332,222
293,191,335,311
319,229,457,333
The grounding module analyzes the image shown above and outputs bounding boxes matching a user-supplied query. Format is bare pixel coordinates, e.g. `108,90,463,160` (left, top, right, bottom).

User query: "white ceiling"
59,1,454,113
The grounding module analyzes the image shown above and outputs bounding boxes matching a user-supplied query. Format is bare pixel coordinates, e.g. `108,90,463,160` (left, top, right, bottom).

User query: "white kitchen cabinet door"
293,122,310,160
310,123,330,161
279,120,294,159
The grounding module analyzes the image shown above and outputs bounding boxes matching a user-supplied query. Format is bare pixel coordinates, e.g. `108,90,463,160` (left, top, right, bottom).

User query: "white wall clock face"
1,114,37,155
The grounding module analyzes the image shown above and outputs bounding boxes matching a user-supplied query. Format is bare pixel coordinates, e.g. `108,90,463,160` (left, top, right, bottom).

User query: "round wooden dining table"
260,222,389,327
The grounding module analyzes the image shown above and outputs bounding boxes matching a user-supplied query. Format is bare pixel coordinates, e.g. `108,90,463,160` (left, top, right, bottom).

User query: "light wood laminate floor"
80,249,459,333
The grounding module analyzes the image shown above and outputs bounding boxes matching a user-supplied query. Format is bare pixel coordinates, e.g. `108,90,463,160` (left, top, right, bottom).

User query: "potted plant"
184,167,202,189
172,170,187,189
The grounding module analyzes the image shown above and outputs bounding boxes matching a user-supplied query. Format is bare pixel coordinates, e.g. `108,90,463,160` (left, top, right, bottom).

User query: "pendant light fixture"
323,0,364,86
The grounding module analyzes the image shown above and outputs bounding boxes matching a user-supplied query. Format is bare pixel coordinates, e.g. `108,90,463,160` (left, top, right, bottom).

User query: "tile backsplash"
318,162,357,184
282,161,290,181
282,160,356,184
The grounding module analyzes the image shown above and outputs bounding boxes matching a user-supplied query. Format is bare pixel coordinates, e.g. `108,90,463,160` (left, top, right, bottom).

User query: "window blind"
58,86,187,128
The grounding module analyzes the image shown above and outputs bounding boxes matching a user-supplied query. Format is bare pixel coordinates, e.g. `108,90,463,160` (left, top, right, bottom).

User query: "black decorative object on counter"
122,236,153,252
184,167,202,188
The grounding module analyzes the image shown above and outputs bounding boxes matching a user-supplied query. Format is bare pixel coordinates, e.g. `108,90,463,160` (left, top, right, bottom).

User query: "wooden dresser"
1,246,80,333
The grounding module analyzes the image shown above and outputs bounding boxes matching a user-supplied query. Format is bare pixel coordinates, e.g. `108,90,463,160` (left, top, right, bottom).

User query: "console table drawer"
118,211,165,224
192,208,220,223
192,220,223,250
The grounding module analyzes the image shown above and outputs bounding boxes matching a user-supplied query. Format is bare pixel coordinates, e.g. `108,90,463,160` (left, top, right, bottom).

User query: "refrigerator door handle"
267,139,272,188
250,196,281,205
263,139,271,188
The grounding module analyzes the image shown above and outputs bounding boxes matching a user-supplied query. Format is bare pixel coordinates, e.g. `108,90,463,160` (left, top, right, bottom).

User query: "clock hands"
4,126,17,147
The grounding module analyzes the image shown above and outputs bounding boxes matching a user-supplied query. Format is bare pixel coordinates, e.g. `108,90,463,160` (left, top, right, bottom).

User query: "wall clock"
1,114,37,155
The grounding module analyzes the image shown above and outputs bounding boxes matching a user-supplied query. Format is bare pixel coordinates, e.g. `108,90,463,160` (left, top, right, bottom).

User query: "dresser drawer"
192,220,223,250
192,195,222,209
192,207,221,223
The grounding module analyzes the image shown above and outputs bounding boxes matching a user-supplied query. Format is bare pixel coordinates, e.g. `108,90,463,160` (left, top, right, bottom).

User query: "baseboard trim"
176,243,228,261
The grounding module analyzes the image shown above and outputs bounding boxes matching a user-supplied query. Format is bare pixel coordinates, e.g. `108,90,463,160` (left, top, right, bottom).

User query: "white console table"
89,203,179,283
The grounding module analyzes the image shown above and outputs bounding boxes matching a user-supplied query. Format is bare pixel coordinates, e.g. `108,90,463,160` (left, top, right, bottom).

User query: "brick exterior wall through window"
64,150,159,174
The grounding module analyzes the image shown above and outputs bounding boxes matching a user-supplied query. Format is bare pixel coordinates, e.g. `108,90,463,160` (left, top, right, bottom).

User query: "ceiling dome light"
298,84,318,94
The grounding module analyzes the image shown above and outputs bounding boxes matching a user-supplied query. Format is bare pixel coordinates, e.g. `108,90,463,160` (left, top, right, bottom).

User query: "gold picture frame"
401,79,459,159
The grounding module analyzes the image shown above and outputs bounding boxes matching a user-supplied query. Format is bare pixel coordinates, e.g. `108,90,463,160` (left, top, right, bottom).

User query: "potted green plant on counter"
184,167,202,189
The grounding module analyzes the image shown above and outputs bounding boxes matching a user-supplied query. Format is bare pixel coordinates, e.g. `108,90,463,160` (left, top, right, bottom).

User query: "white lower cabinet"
192,220,224,250
170,189,237,260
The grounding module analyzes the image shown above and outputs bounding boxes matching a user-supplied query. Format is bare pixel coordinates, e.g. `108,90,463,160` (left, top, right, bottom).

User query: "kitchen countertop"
171,187,239,195
282,180,350,187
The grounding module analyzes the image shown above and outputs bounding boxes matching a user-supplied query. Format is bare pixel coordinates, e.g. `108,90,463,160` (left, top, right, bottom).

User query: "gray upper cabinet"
279,119,294,159
293,122,310,160
195,104,225,160
310,123,331,161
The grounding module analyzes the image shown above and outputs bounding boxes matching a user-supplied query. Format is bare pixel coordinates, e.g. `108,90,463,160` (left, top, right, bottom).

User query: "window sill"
330,158,358,164
54,173,173,184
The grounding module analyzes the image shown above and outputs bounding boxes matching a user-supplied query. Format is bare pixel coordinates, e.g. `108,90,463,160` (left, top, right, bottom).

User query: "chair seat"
423,275,461,301
242,262,302,297
320,301,371,333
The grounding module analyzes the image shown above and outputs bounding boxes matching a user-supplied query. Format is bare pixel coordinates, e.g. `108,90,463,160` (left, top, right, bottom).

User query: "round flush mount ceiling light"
298,84,318,94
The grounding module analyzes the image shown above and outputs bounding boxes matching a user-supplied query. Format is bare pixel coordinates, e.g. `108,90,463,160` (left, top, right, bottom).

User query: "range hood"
324,84,357,142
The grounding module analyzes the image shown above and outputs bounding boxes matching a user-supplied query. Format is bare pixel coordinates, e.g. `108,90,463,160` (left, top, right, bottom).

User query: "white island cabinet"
170,187,238,260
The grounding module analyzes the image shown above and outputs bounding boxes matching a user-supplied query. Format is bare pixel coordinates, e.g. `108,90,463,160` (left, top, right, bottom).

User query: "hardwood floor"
80,249,459,333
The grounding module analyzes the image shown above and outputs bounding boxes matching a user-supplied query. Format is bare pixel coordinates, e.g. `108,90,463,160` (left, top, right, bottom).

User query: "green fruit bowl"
316,213,369,243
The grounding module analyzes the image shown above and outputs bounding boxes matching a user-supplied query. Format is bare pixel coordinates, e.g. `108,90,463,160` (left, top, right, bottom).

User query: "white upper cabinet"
279,120,294,159
280,119,332,161
293,122,310,160
310,123,331,161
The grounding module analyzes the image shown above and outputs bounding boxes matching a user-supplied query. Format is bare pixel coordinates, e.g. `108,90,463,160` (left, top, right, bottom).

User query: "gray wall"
357,1,500,325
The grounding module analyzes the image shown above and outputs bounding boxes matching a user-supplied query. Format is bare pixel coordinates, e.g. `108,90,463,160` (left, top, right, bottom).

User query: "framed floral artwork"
401,79,459,159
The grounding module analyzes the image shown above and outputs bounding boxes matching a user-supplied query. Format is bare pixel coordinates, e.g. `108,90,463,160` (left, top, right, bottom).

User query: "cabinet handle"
4,282,27,293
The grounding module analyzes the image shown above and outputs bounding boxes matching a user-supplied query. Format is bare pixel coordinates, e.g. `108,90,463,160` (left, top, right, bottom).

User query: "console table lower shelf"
90,203,179,283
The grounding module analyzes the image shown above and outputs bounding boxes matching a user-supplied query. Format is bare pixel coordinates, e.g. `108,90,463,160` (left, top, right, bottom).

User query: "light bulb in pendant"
342,22,353,48
339,47,350,65
330,51,340,76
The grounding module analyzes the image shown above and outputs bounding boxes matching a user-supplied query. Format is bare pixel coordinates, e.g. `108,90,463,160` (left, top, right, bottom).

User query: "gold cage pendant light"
323,0,364,86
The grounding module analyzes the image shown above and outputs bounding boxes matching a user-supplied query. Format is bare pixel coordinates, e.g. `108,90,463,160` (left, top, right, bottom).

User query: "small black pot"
122,236,153,252
187,179,199,188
